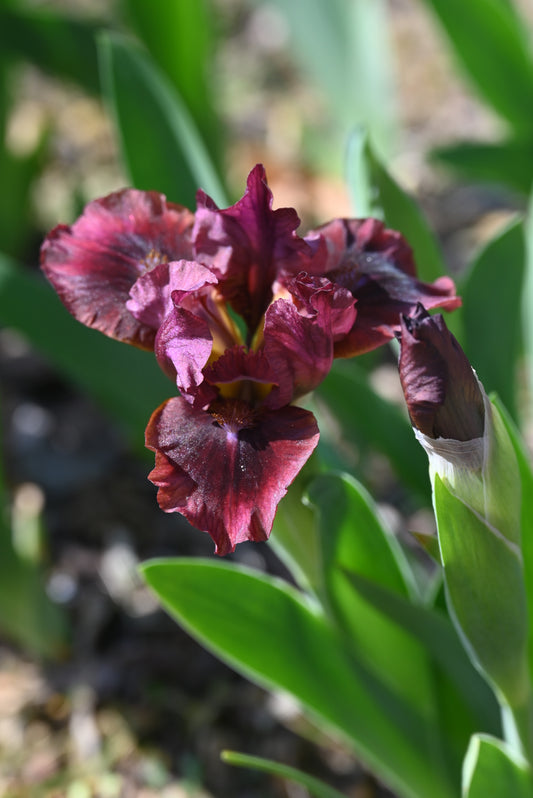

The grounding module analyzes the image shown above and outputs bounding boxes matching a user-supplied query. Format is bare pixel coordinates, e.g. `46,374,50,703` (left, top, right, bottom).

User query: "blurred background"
0,0,532,795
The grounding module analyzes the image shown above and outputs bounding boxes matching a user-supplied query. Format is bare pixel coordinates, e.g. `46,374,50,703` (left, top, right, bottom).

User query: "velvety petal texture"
127,259,217,333
41,189,194,349
193,164,314,334
309,218,461,356
263,273,355,406
146,396,320,555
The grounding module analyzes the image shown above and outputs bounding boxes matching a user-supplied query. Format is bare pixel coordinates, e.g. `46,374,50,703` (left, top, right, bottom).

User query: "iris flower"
41,165,460,554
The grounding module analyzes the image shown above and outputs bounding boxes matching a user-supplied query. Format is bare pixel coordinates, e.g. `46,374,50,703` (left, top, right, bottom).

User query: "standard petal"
263,299,332,407
127,259,217,333
155,306,216,402
309,217,461,356
40,189,194,349
193,164,313,333
145,396,320,555
263,274,356,406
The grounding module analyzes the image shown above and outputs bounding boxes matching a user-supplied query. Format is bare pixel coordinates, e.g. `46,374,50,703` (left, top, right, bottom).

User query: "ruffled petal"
193,164,313,333
146,396,320,555
155,306,216,403
309,217,461,356
263,274,356,406
40,189,194,349
127,259,217,332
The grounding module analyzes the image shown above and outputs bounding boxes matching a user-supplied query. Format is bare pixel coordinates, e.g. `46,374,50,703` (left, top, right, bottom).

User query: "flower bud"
398,305,530,719
398,304,484,442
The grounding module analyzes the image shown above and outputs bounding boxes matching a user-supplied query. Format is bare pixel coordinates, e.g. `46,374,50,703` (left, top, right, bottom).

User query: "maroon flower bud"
398,305,484,441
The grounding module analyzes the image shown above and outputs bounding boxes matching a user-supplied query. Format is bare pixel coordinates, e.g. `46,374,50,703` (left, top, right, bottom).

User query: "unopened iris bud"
398,304,484,442
398,305,530,727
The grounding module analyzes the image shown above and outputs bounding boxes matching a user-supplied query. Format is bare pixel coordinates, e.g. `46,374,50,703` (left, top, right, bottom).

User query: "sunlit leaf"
340,568,499,734
462,735,533,798
142,558,457,798
419,0,533,132
307,474,474,780
493,396,533,687
98,32,227,208
432,139,533,195
124,0,223,164
460,219,525,420
222,751,346,798
434,476,529,709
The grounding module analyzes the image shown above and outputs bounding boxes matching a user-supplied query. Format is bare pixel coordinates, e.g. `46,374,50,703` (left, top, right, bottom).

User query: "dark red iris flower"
40,164,460,554
143,256,354,555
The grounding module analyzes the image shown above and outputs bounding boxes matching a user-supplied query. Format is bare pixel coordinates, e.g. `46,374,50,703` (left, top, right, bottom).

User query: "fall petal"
145,396,320,555
41,189,194,349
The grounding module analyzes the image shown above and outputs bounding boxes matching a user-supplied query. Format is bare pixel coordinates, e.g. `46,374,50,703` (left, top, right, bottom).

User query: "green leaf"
492,396,533,687
432,139,533,195
0,137,47,260
316,359,430,500
434,475,530,708
419,0,533,132
306,473,466,783
124,0,223,164
525,187,533,404
221,751,346,798
98,32,227,208
308,473,415,599
270,456,326,596
0,254,171,450
462,734,533,798
0,481,67,659
346,129,446,281
0,4,102,94
460,219,525,420
265,0,397,161
340,568,499,733
142,558,457,798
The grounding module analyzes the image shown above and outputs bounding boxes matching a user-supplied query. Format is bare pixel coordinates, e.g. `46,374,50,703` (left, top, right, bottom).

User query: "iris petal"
146,396,319,555
193,164,313,333
41,189,194,349
309,217,461,356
